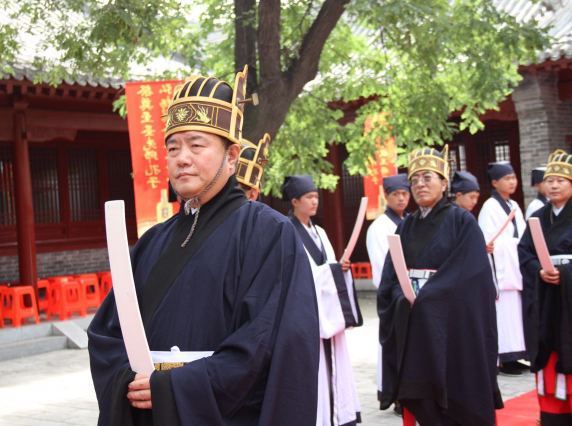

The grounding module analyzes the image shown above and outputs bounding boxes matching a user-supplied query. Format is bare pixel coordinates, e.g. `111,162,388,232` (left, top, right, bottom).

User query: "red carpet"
496,391,539,425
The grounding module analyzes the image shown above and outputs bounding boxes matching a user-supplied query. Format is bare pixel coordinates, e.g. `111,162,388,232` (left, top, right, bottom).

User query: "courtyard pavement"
0,292,534,425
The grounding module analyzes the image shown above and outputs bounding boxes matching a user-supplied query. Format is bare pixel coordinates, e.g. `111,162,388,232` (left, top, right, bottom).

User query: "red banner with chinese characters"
125,80,182,237
363,114,397,220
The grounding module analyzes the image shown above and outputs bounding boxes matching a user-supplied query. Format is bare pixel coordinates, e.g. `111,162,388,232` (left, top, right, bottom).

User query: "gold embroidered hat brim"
407,145,449,180
544,163,572,180
164,65,248,144
544,149,572,181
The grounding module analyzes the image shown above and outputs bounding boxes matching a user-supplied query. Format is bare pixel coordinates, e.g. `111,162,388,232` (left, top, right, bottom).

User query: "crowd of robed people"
87,67,572,426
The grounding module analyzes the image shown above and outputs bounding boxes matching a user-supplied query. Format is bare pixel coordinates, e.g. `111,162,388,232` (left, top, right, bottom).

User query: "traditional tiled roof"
3,1,571,89
4,64,124,89
494,0,572,61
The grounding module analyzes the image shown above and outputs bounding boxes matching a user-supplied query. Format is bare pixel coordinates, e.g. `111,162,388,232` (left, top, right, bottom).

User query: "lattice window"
0,144,16,226
68,148,101,221
449,147,459,174
107,150,135,219
494,141,511,162
458,145,467,170
30,147,61,224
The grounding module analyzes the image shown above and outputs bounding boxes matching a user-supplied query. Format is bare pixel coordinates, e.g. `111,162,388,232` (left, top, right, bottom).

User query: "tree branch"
258,0,281,82
288,0,349,94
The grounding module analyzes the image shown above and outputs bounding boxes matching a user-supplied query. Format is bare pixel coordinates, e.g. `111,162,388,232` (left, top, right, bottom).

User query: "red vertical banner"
363,114,397,220
125,80,182,237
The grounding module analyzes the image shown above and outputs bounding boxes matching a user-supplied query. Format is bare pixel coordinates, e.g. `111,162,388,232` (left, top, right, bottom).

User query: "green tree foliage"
0,0,548,195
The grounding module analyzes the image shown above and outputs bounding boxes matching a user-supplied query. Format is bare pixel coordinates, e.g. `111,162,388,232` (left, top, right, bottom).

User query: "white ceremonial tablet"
105,200,155,375
387,234,416,304
340,197,368,264
528,217,556,274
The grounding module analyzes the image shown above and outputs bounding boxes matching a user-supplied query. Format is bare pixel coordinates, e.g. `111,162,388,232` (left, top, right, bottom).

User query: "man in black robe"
88,67,320,426
378,146,502,425
518,149,572,425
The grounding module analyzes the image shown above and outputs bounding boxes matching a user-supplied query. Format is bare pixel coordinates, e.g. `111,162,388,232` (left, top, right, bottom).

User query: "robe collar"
414,196,449,222
536,193,548,204
491,189,518,238
290,216,327,265
140,175,247,329
550,198,572,223
385,207,404,227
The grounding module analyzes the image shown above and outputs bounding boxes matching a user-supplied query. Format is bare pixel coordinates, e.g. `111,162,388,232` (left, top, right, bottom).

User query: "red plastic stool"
75,273,101,312
350,262,372,279
98,271,112,303
36,279,51,317
46,275,73,319
0,284,6,328
48,279,87,320
1,285,40,327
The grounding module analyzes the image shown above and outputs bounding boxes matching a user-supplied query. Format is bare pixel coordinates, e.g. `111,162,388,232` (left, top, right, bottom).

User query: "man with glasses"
378,146,502,425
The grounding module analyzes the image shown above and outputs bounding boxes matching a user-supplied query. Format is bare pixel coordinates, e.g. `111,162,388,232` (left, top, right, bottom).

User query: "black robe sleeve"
517,219,543,370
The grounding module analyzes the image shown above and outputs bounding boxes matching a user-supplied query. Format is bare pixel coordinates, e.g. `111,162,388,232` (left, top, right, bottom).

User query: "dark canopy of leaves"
0,0,548,194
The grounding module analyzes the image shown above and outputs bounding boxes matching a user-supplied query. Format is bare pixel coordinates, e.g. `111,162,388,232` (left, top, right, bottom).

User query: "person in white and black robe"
478,162,528,376
451,171,480,213
282,175,362,426
525,166,548,220
366,173,410,413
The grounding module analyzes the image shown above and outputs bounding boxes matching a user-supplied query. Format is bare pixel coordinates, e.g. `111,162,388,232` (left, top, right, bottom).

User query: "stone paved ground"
0,293,534,425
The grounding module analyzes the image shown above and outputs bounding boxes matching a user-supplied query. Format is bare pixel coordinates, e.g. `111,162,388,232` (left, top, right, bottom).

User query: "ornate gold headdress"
236,133,271,191
545,149,572,180
164,65,249,143
407,145,450,180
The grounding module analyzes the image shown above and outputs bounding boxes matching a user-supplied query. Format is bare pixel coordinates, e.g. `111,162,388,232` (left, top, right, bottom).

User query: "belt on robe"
151,348,214,371
550,255,572,266
154,362,187,371
408,269,437,295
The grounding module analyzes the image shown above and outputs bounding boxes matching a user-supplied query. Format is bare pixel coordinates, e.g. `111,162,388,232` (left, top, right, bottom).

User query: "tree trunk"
238,0,351,144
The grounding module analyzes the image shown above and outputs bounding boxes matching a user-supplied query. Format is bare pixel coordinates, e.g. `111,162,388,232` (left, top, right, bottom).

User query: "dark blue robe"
518,199,572,374
88,179,320,425
378,199,502,425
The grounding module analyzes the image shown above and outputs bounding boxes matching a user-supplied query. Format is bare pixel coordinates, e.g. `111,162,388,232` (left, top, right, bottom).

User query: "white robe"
366,213,399,398
478,197,527,357
525,197,545,220
366,214,398,288
305,224,361,426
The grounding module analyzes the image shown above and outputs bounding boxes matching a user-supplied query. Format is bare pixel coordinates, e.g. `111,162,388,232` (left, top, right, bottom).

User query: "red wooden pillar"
321,144,345,258
13,102,38,286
